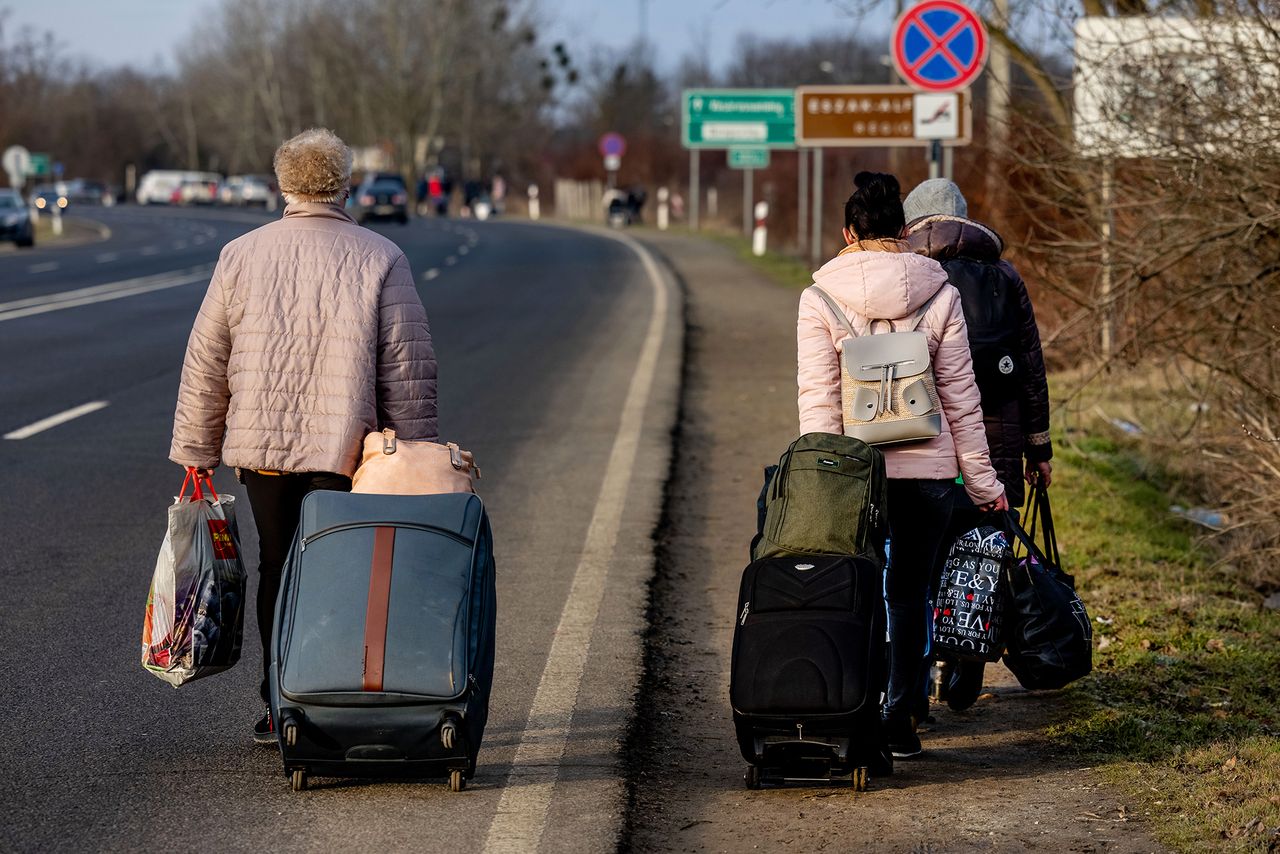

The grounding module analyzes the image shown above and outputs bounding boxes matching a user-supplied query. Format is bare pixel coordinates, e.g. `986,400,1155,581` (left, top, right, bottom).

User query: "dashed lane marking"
482,228,671,854
0,265,213,323
458,245,470,255
95,252,119,263
140,246,160,256
4,401,109,440
421,268,440,281
444,256,457,266
27,262,59,273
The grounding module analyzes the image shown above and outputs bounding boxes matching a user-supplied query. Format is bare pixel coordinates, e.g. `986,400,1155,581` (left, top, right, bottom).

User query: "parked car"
0,189,34,247
348,174,409,224
176,178,218,205
62,179,111,205
218,174,278,209
136,170,223,205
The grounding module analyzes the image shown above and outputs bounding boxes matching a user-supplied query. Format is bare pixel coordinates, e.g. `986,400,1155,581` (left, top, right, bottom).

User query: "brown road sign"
795,85,971,147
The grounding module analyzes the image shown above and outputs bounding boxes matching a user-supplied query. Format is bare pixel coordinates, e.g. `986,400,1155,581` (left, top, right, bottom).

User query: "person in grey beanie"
903,178,1053,712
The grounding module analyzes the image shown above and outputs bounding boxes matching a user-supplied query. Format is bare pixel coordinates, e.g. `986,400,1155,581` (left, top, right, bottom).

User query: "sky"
2,0,888,74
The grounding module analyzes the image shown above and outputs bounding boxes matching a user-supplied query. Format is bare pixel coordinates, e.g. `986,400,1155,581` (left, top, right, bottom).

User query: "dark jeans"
883,478,955,723
241,469,351,703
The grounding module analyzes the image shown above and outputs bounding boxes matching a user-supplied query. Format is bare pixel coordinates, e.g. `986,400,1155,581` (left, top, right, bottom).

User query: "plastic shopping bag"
141,469,247,687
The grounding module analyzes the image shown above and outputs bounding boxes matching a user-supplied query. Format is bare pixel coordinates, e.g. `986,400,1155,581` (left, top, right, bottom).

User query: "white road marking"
482,229,670,854
421,268,440,281
445,255,457,265
458,245,469,255
172,241,187,250
140,246,160,256
4,401,109,440
0,265,213,323
27,262,59,273
95,252,119,263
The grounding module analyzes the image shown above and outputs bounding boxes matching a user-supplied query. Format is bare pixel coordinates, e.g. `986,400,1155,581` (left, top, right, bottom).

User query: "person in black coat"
903,178,1054,711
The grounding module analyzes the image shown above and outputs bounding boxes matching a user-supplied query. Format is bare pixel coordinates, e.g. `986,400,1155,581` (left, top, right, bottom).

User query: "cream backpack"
812,286,944,446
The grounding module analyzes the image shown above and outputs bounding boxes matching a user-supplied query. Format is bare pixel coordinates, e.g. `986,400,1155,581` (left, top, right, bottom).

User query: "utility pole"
986,0,1011,208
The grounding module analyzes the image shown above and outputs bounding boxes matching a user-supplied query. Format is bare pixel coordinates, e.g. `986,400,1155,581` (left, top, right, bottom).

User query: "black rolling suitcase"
730,553,887,790
268,490,496,793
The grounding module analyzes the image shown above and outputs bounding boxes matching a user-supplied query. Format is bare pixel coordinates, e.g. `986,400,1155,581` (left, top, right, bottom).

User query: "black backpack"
943,259,1023,404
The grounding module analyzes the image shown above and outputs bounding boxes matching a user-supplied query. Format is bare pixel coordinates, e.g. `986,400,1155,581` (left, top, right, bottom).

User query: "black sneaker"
883,716,923,759
946,661,986,712
253,708,276,746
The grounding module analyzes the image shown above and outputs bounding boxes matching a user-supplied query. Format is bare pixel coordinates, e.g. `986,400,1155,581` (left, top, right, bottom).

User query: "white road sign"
3,145,31,187
913,94,960,140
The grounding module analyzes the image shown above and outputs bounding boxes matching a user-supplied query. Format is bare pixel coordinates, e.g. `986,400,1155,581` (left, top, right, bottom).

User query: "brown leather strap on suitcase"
362,526,396,691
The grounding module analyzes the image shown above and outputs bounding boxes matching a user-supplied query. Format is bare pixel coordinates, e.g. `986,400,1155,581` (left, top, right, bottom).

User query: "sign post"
891,0,988,180
728,147,770,237
683,89,795,233
2,145,31,188
598,132,626,189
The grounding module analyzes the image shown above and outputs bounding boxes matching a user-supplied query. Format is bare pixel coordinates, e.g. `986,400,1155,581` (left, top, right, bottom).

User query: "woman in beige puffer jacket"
797,172,1005,761
169,128,437,741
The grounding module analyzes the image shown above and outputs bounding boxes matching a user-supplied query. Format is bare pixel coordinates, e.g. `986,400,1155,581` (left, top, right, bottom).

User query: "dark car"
349,174,409,224
0,190,35,247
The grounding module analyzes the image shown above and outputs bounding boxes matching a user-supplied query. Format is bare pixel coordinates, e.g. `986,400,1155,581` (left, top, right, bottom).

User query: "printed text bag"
141,470,247,687
933,524,1011,662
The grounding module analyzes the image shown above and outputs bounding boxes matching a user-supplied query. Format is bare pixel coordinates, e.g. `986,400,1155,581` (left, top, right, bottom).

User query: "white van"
136,170,223,205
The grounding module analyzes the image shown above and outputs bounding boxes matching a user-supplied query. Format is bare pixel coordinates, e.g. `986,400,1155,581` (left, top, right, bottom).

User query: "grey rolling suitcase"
269,490,495,792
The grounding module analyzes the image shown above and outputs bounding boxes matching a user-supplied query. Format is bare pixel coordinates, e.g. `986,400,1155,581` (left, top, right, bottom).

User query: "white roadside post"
657,187,669,230
52,179,66,236
528,184,540,221
752,200,769,256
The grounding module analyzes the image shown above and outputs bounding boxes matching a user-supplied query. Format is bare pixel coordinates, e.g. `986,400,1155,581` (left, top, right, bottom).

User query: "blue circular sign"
892,0,988,92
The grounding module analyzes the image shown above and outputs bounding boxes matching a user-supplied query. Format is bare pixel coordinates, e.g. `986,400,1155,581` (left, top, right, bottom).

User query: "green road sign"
728,147,771,169
683,89,795,149
28,153,51,176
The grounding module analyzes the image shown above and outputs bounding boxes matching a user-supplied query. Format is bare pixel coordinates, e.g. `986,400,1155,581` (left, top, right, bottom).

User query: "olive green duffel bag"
752,432,888,563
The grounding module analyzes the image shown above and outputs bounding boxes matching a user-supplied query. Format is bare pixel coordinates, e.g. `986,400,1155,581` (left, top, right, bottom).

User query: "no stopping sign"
892,0,988,93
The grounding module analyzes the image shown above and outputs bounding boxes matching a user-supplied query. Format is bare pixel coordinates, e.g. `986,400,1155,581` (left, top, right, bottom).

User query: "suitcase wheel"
290,769,308,792
744,765,761,790
449,769,466,793
284,722,298,748
852,767,868,793
441,720,458,751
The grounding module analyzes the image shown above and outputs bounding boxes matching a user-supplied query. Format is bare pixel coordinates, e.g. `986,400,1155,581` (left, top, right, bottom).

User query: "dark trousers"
241,469,351,703
883,478,955,722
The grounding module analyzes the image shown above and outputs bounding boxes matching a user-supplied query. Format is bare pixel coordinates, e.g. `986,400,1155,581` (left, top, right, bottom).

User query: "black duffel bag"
1001,486,1093,690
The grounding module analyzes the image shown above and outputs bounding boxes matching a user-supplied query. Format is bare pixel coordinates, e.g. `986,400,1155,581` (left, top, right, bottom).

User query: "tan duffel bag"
351,428,480,495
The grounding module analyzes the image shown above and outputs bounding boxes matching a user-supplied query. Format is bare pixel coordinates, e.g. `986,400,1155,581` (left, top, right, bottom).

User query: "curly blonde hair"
273,128,352,204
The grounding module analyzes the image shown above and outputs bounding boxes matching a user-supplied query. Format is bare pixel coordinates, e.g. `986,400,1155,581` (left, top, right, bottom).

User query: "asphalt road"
0,206,680,852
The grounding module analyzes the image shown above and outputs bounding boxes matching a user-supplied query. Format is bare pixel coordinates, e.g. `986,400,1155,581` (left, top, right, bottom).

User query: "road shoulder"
623,230,1166,853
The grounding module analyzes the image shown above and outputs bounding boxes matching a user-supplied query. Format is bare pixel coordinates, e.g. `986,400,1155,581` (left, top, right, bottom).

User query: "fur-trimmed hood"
906,215,1005,265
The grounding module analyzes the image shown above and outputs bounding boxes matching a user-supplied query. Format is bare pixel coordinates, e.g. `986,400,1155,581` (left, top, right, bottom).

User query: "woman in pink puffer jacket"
797,172,1006,760
169,128,437,744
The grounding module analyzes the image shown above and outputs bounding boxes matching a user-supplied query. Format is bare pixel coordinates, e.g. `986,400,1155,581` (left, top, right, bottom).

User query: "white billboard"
1074,18,1280,158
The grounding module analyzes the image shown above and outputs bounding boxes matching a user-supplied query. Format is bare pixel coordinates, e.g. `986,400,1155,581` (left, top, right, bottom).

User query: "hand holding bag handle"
179,467,220,503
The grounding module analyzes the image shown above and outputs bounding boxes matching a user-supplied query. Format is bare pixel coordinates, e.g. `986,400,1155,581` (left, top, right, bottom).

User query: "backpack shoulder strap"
902,287,945,333
811,286,862,340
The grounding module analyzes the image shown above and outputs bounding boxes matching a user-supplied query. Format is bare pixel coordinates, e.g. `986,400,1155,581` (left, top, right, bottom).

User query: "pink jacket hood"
811,241,949,321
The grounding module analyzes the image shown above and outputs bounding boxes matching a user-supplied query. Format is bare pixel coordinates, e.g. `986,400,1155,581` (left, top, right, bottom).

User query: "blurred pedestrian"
169,128,438,745
903,178,1053,711
797,171,1006,759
